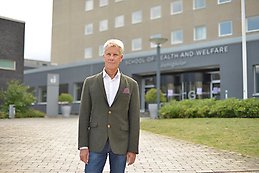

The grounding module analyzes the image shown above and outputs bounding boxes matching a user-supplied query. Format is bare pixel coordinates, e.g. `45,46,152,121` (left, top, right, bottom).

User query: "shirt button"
108,111,112,114
107,124,111,128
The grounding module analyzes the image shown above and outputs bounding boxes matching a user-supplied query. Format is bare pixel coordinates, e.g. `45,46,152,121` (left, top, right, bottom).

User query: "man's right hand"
80,148,89,164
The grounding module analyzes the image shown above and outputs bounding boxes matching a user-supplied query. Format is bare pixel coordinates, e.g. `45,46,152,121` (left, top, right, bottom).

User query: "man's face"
103,46,123,71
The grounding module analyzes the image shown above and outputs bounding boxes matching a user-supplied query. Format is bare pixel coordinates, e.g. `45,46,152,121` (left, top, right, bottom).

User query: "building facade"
24,0,259,114
0,16,25,90
51,0,259,65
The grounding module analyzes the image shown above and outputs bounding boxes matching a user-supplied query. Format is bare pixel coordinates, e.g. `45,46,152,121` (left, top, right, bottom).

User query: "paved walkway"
0,116,258,173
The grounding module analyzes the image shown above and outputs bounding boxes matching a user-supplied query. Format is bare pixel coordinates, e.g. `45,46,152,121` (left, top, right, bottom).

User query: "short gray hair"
103,39,124,55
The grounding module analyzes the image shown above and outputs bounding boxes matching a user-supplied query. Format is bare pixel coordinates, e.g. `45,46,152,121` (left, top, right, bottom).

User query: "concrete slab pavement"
0,116,258,173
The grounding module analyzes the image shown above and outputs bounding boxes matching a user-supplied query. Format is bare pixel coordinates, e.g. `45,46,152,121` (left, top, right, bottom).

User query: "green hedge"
159,98,259,118
0,109,45,119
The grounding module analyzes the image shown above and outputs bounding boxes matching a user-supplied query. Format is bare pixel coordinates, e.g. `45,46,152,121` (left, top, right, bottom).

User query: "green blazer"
78,72,140,155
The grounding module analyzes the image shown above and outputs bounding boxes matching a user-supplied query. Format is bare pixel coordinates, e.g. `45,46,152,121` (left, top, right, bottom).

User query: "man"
78,39,140,173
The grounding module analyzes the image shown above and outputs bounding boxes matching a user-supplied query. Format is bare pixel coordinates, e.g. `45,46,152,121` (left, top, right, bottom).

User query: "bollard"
8,104,15,119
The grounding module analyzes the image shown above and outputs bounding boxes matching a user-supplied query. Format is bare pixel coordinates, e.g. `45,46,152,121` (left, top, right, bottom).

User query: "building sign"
125,45,228,67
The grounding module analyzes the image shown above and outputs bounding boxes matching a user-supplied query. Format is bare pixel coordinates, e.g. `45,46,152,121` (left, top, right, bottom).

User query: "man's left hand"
126,152,136,166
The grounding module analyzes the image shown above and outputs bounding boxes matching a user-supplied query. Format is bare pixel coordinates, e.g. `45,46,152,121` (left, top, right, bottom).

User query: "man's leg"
109,151,126,173
84,151,107,173
85,142,110,173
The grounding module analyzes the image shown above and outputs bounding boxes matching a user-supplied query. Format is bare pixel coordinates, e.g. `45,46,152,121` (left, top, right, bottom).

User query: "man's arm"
78,79,91,149
128,80,140,154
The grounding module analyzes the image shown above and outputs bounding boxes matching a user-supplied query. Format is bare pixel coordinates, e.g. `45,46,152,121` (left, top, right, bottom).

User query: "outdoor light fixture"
149,37,168,118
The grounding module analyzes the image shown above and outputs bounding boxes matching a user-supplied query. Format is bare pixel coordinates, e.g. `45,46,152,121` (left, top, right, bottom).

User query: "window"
254,65,259,94
85,0,93,11
150,34,161,48
84,23,93,35
194,26,206,40
132,11,142,24
218,0,231,4
171,30,183,44
171,0,183,15
219,21,232,36
0,59,16,70
84,48,92,59
115,15,124,28
150,6,161,20
74,82,83,101
99,20,108,32
39,86,47,103
132,38,142,51
59,84,69,95
99,0,108,7
193,0,206,10
247,16,259,32
99,45,104,56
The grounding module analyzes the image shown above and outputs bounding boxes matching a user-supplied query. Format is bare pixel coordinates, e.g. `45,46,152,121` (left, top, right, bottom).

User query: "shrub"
0,111,7,119
234,98,259,118
159,98,259,119
145,88,166,104
159,100,182,118
58,93,73,104
15,109,45,118
0,80,35,114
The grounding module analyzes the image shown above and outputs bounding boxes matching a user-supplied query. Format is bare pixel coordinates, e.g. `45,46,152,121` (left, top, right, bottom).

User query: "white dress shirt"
103,69,121,107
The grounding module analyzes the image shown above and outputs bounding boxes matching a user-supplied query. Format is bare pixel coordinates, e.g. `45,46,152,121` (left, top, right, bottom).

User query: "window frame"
84,23,93,35
193,0,206,10
74,82,83,102
0,59,16,71
170,0,183,15
84,48,93,59
150,5,161,20
99,19,108,32
217,0,231,5
132,38,142,51
38,86,47,103
246,16,259,33
115,15,124,28
254,65,259,95
85,0,94,11
99,0,108,7
99,45,104,56
171,29,183,45
132,10,142,24
194,26,207,41
219,20,233,37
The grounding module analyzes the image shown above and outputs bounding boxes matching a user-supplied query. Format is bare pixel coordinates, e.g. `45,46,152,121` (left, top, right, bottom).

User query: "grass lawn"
141,118,259,157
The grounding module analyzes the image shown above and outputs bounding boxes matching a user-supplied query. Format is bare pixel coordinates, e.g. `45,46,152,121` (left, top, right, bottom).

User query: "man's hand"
80,148,89,164
126,152,136,166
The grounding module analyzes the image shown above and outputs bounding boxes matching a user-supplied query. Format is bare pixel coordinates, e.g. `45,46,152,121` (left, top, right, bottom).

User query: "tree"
0,80,35,114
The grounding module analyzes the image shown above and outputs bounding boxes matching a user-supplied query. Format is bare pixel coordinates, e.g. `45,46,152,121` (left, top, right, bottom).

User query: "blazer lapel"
97,72,109,105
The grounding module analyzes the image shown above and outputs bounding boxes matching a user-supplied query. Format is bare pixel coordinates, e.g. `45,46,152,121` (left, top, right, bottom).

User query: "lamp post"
149,37,168,118
241,0,248,99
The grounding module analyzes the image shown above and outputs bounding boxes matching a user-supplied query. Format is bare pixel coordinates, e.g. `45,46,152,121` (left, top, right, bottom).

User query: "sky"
0,0,53,62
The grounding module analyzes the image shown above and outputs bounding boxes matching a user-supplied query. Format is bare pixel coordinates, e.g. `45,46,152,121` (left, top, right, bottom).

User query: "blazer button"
107,124,111,128
108,111,112,114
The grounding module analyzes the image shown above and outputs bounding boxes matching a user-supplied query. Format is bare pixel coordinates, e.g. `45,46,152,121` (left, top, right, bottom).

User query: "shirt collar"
103,68,121,79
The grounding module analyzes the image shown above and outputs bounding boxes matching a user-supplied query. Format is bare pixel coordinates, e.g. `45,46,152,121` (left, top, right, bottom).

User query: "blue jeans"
85,141,126,173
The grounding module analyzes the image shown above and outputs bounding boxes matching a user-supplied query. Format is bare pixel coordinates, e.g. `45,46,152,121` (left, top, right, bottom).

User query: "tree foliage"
0,80,35,114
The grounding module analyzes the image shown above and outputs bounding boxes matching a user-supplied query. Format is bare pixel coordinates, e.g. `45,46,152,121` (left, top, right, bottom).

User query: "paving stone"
0,117,258,173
